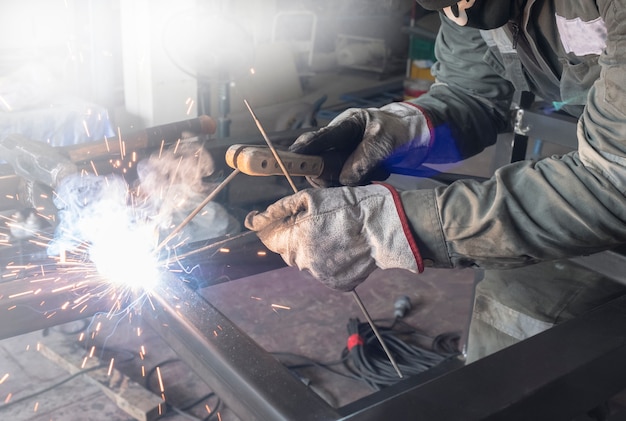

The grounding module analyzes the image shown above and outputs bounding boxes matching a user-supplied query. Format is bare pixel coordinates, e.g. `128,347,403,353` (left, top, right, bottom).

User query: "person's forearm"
402,152,626,269
409,15,514,164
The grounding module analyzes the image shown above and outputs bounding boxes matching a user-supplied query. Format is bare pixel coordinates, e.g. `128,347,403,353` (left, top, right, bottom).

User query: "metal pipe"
63,115,217,163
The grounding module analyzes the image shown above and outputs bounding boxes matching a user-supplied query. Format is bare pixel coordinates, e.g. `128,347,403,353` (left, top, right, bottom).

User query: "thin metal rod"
243,98,403,378
243,99,299,193
351,289,404,378
167,230,256,263
157,168,241,251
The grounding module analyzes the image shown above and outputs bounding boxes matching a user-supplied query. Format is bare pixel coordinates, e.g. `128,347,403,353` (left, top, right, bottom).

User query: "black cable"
0,364,105,411
271,318,461,393
342,317,461,390
0,344,137,413
145,358,222,421
271,351,362,382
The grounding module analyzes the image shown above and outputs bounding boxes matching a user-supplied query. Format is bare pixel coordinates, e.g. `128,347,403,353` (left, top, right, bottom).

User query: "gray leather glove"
244,183,424,291
289,102,432,187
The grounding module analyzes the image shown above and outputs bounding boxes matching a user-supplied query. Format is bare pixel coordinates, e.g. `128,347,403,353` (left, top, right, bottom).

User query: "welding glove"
289,102,432,187
245,183,423,291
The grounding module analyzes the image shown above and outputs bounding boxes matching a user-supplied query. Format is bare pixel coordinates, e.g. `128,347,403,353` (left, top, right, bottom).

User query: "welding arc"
156,169,240,251
243,99,404,379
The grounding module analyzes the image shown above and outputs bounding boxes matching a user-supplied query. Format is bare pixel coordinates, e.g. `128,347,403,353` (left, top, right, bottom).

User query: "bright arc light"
89,222,161,291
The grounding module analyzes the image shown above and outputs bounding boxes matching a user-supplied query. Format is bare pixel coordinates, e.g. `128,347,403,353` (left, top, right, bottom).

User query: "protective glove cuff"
244,184,425,291
375,182,425,273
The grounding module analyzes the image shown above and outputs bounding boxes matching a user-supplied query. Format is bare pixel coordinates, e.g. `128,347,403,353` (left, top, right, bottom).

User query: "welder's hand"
289,102,432,187
244,184,423,291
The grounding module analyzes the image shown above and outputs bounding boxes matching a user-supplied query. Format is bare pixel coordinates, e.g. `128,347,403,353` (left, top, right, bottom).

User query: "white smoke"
134,140,240,243
48,140,240,288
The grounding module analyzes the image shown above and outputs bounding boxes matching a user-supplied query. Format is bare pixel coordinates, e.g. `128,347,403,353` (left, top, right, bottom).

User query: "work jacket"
404,0,626,269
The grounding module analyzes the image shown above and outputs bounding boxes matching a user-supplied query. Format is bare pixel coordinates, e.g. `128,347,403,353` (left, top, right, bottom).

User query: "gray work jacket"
404,0,626,269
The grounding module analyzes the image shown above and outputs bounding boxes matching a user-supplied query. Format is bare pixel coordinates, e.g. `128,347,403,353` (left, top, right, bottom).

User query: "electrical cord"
341,317,461,390
0,345,137,413
272,317,461,393
0,364,105,412
145,358,222,421
271,351,360,382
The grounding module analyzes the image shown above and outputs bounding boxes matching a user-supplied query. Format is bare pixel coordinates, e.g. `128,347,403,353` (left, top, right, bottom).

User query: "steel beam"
142,271,341,421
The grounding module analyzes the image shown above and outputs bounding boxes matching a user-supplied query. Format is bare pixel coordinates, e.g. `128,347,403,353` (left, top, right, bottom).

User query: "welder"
245,0,626,363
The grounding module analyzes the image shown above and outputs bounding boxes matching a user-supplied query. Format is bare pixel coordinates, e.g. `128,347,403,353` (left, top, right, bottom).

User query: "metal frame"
4,264,626,420
4,113,626,419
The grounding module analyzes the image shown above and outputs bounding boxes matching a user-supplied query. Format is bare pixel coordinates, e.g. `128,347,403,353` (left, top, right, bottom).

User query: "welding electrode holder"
225,144,345,185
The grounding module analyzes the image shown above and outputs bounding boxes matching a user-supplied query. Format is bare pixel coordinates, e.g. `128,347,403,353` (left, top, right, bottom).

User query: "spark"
0,95,12,111
158,140,165,158
186,99,195,115
107,358,115,376
8,290,35,299
4,393,12,404
51,284,80,293
118,127,125,160
155,366,166,400
33,401,39,412
83,120,91,138
0,136,244,415
270,303,291,311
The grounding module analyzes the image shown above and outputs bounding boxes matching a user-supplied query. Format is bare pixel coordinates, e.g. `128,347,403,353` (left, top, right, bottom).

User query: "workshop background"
0,0,541,420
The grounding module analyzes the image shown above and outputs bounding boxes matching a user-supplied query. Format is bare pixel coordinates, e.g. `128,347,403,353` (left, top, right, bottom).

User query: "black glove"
289,102,432,187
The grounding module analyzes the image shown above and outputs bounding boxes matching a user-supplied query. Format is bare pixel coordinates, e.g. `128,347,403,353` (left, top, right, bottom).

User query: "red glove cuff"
376,182,425,273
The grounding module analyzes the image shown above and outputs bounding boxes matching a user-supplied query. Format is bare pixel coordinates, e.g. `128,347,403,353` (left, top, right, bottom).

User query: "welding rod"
243,100,299,193
243,100,404,379
167,230,257,263
351,289,403,378
156,168,240,251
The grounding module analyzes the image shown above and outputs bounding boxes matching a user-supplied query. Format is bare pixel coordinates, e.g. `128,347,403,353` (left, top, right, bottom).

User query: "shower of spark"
0,133,238,418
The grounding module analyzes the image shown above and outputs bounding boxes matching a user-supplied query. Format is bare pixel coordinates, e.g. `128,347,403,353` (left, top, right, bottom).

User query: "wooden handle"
225,144,324,177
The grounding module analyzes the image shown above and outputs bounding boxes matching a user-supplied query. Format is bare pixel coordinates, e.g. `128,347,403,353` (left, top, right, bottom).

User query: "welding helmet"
416,0,513,30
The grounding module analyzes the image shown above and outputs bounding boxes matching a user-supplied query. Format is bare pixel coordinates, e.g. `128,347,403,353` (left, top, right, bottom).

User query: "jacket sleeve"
402,3,626,269
409,15,516,163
